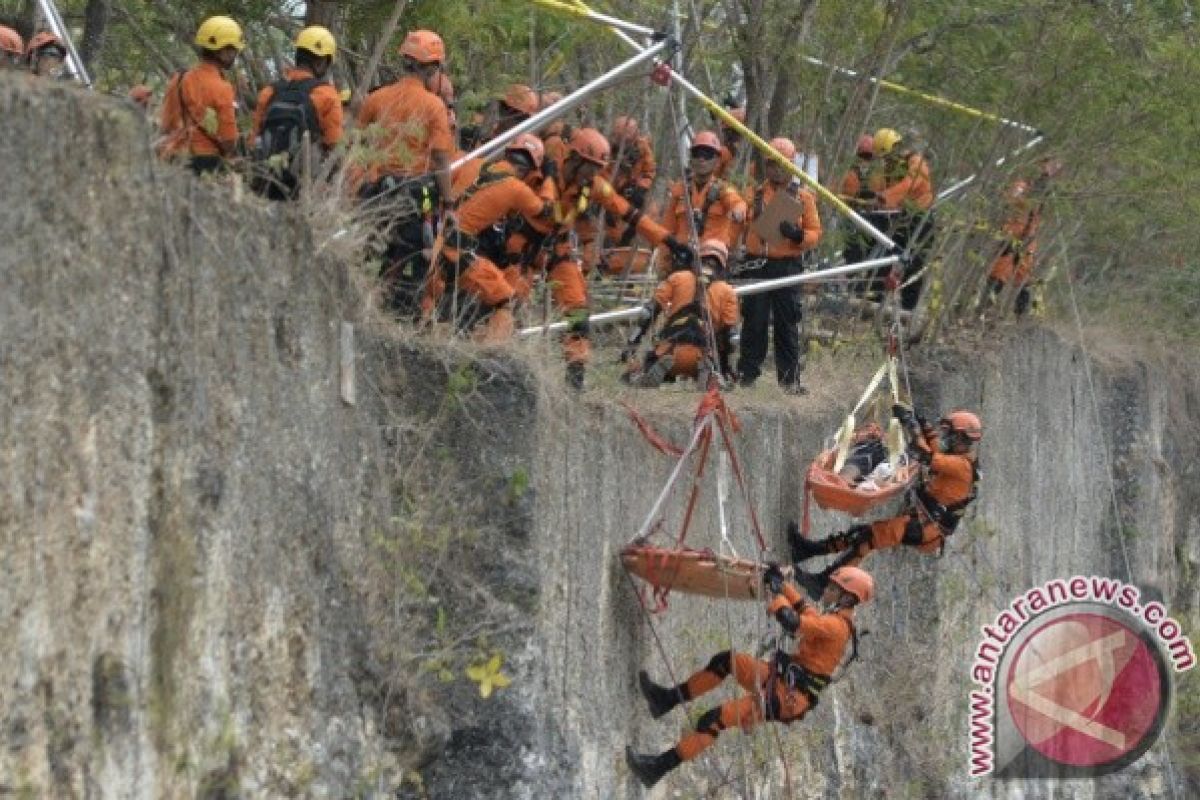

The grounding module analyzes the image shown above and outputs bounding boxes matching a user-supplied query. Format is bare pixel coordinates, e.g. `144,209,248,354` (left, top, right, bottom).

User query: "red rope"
622,401,685,457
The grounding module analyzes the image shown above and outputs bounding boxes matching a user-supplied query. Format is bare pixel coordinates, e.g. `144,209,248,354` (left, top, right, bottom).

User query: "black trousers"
738,258,803,386
891,212,935,311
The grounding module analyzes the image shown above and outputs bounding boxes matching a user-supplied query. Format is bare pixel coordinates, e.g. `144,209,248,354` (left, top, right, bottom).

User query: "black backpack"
253,78,322,197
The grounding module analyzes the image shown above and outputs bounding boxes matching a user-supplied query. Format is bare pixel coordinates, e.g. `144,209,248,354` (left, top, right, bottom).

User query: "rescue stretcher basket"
804,447,919,518
621,543,776,601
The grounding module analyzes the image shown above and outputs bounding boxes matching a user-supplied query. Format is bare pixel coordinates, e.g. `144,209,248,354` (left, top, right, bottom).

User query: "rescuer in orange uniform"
538,91,570,164
986,160,1058,315
658,131,746,265
839,133,891,292
626,565,874,788
355,30,454,316
535,128,692,388
25,31,67,78
492,83,539,138
838,134,877,203
0,26,23,69
429,134,554,341
737,136,822,393
159,16,243,175
252,27,343,153
790,405,981,592
871,127,935,310
622,239,740,387
602,115,657,248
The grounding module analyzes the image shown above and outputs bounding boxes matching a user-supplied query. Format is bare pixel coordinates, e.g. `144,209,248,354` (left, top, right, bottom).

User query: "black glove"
762,563,786,595
540,157,558,180
779,220,806,243
620,184,647,209
664,236,695,268
892,403,915,426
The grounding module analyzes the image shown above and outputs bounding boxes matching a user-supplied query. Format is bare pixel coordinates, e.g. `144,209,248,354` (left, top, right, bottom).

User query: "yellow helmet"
295,25,336,59
873,127,902,156
195,16,245,52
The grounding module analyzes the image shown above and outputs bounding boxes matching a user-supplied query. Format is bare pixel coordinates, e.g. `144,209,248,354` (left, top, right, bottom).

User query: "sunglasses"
690,148,720,161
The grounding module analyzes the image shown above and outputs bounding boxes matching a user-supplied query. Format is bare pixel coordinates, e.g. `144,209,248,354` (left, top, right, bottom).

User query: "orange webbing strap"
622,400,685,457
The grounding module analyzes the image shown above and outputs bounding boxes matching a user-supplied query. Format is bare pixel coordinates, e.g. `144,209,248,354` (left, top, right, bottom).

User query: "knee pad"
695,706,724,736
704,650,732,679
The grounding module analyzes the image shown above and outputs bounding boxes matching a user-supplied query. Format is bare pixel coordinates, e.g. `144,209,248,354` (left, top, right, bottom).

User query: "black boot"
625,746,682,788
566,362,585,391
788,520,832,562
638,670,684,719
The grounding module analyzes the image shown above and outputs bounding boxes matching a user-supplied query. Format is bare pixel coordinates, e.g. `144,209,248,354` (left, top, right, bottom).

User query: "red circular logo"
1005,611,1166,768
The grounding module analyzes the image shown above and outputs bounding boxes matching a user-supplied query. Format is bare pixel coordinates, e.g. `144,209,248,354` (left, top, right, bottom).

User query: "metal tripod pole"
934,134,1045,206
35,0,91,87
450,38,671,172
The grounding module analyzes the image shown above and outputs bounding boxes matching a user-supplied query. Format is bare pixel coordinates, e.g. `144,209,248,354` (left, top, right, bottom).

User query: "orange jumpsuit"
252,67,344,149
355,74,453,185
878,152,934,212
853,427,976,562
430,160,553,339
544,173,672,365
741,182,822,257
158,61,238,170
673,581,854,762
646,272,739,377
658,177,746,267
988,180,1042,287
838,160,883,203
603,135,657,247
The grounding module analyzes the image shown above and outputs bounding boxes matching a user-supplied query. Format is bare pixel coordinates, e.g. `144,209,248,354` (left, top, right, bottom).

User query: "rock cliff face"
1,76,1196,799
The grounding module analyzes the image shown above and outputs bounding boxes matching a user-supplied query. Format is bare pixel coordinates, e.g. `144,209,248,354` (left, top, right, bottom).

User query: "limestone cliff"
0,75,1196,799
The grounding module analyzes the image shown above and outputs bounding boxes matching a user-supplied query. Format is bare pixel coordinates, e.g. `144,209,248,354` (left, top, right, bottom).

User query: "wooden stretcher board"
622,544,783,601
749,190,807,248
805,447,919,518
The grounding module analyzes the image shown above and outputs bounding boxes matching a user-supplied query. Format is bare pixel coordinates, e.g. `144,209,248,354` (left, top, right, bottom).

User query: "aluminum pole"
531,0,662,39
36,0,91,87
934,135,1045,205
517,256,901,336
559,0,896,251
802,56,1038,135
450,38,671,172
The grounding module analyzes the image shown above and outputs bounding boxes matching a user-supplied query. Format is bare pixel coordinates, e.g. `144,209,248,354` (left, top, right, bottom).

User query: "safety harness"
679,178,729,238
911,458,981,539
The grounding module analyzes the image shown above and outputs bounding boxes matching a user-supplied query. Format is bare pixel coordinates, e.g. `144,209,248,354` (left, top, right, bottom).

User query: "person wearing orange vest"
250,26,343,200
838,134,877,203
539,128,692,389
626,565,873,788
658,131,746,269
622,239,740,387
736,137,822,393
869,127,935,310
0,26,23,69
159,17,243,175
987,160,1058,315
355,30,454,317
838,133,894,294
602,115,657,250
790,406,981,594
430,134,554,341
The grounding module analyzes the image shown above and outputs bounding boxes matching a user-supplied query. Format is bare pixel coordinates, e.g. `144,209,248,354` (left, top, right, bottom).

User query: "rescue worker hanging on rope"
354,29,453,318
737,136,822,394
158,16,243,175
625,565,874,788
622,239,739,387
426,133,554,341
789,405,981,594
658,130,746,270
868,127,935,310
534,127,693,389
250,26,343,201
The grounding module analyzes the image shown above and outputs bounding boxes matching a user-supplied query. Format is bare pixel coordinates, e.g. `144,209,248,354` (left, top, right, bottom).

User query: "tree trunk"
305,1,342,28
80,0,110,70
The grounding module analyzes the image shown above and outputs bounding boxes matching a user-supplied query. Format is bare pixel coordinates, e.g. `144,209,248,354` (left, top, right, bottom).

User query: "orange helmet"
691,130,722,152
430,72,454,105
501,83,539,117
128,85,153,107
399,29,445,64
830,566,874,604
611,115,639,142
569,127,611,165
768,137,797,160
0,25,23,57
698,238,729,269
26,31,65,59
506,133,545,169
539,90,563,110
940,410,983,441
856,134,875,158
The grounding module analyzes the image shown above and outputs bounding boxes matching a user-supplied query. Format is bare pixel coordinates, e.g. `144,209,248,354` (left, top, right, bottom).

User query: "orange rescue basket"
804,447,919,518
